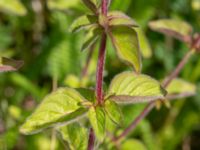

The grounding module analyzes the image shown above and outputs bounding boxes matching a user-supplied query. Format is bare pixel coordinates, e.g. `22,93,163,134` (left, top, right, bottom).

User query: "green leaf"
135,28,152,58
104,100,123,125
88,106,105,141
0,57,23,73
81,26,101,51
82,0,98,14
149,19,193,42
20,88,88,135
70,15,98,33
75,88,95,103
0,0,27,16
59,123,88,150
121,139,147,150
109,26,142,73
108,11,138,27
107,72,167,104
166,78,196,100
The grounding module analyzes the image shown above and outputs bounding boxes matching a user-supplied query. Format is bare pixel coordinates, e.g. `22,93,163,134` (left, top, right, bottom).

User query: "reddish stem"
96,33,107,104
101,0,108,16
113,50,194,142
88,128,95,150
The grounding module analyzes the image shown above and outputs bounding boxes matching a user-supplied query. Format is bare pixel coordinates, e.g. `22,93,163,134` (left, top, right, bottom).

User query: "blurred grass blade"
109,26,142,73
108,72,167,104
149,19,193,43
0,57,23,73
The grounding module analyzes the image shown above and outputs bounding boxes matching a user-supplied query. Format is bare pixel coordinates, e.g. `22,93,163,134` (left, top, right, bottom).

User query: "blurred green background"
0,0,200,149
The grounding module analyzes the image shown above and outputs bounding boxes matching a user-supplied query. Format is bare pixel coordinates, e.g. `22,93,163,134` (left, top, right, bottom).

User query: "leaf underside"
149,19,193,42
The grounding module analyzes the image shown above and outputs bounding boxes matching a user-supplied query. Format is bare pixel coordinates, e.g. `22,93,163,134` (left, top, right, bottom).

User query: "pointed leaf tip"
109,26,142,73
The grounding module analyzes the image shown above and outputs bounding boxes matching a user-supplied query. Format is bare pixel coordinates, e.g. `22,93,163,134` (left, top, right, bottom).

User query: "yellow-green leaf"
108,11,138,27
108,72,167,104
121,139,147,150
104,100,123,125
59,123,88,150
149,19,193,42
0,57,23,73
109,26,142,73
0,0,27,16
135,28,152,58
88,106,105,141
20,88,88,135
166,78,196,100
70,15,98,33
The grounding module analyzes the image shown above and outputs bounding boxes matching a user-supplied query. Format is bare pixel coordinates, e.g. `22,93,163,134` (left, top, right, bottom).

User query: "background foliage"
0,0,200,149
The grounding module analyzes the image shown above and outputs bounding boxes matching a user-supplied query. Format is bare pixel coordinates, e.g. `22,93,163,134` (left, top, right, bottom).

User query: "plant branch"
113,49,194,142
96,33,107,104
88,128,95,150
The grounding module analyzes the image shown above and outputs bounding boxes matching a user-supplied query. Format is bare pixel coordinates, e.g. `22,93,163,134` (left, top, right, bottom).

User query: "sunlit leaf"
59,123,88,150
88,106,105,141
121,139,147,150
166,78,196,100
81,26,101,51
70,15,98,33
109,26,142,73
135,28,152,58
0,0,27,16
149,19,193,42
20,88,88,135
108,11,138,27
108,72,166,104
0,57,23,73
104,100,123,125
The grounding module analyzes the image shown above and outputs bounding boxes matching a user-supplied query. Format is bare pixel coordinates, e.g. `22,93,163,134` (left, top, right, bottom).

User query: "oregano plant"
19,0,200,149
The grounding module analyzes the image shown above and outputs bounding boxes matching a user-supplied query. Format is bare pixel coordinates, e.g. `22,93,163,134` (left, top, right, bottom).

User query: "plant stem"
102,0,108,16
88,1,108,150
88,128,95,150
113,49,194,142
96,33,107,104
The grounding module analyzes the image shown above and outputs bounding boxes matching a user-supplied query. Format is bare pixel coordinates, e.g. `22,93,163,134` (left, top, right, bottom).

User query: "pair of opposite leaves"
20,0,196,143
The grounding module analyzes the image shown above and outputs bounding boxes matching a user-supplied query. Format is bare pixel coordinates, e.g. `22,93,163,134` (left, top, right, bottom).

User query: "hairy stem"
96,33,107,104
113,49,194,142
